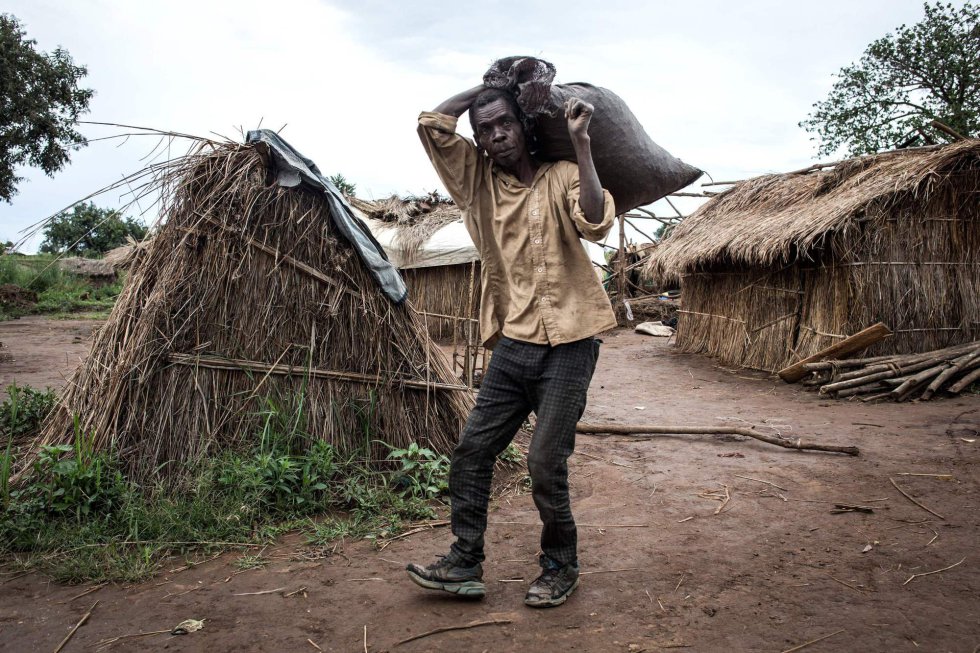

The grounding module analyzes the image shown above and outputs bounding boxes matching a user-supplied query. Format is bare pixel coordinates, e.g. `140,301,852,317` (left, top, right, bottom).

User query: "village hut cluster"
644,140,980,378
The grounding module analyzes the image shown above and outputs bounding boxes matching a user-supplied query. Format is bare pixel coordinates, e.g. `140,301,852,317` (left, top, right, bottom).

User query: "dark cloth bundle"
483,56,702,213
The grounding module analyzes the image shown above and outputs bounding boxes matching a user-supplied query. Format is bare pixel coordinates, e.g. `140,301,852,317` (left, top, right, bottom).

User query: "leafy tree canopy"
0,14,94,202
39,203,147,256
800,2,979,156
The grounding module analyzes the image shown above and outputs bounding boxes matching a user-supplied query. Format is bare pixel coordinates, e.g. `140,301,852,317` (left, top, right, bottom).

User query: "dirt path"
0,316,98,394
1,322,978,652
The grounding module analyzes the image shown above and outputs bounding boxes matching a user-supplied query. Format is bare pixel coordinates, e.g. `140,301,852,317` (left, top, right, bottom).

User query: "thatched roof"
350,194,473,268
646,140,980,282
103,239,150,269
24,141,471,485
59,257,116,278
350,193,462,259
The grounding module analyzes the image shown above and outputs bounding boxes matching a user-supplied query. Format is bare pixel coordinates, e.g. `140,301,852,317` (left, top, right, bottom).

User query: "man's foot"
406,553,485,598
524,558,580,608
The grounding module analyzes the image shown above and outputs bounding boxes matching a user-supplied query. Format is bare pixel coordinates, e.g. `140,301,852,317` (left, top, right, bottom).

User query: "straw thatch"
25,141,473,484
350,194,480,340
644,140,980,372
58,257,117,280
350,193,460,266
103,239,149,270
402,262,481,340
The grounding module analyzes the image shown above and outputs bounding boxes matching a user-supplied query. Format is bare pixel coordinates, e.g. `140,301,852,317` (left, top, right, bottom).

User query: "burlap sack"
484,57,702,213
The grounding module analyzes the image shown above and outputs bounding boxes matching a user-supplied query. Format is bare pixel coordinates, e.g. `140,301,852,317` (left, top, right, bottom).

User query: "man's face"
473,99,527,171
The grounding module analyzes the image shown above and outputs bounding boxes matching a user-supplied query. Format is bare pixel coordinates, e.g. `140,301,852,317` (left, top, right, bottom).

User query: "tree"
800,2,979,156
39,203,147,256
328,174,356,197
0,14,94,202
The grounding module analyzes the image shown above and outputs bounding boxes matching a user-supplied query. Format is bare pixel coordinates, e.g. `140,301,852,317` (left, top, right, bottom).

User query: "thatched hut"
58,257,117,285
350,195,481,340
27,133,472,484
644,140,980,372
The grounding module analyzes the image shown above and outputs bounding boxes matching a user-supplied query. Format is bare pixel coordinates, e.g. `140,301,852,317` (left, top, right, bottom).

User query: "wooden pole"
930,119,966,141
778,322,893,383
576,423,859,456
617,214,627,303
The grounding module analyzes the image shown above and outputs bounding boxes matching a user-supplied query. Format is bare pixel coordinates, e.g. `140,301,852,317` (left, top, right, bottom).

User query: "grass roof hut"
26,133,472,484
644,140,980,372
350,195,481,340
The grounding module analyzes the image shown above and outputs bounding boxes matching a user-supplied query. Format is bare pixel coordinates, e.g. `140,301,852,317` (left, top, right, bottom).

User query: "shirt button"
533,238,541,244
531,210,539,216
537,267,544,273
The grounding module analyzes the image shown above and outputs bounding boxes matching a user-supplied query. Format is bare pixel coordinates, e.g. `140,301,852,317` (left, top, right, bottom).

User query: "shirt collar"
490,158,553,188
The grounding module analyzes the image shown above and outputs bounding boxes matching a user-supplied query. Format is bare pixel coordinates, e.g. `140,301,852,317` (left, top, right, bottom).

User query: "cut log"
922,348,980,399
949,365,980,394
820,357,945,394
890,363,947,401
779,323,893,383
836,382,890,399
801,341,976,373
576,423,859,455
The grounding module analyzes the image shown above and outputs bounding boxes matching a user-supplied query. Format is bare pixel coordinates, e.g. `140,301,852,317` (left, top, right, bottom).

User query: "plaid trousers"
449,336,600,567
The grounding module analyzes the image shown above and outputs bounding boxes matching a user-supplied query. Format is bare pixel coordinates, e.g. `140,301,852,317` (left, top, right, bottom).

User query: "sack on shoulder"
484,56,702,214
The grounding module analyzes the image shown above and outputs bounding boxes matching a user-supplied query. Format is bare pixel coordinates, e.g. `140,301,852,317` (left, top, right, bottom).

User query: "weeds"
1,384,56,442
234,554,269,570
388,442,450,501
0,254,123,320
0,386,454,583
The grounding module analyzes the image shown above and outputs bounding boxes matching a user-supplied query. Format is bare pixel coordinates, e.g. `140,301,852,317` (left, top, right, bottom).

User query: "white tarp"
352,208,479,270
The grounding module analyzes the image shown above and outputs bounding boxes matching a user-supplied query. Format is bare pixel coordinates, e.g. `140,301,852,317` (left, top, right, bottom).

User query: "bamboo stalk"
169,354,470,392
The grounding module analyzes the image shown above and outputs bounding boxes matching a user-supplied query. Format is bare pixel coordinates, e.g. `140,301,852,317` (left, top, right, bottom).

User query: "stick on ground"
394,618,513,647
734,474,788,491
232,586,287,596
576,423,859,456
889,477,945,520
54,600,99,653
903,557,965,585
780,629,846,653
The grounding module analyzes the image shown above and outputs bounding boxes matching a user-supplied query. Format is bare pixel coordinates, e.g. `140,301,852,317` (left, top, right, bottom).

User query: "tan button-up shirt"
418,111,618,348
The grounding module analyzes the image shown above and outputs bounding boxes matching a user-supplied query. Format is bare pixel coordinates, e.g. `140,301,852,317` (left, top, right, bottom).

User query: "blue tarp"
245,129,407,305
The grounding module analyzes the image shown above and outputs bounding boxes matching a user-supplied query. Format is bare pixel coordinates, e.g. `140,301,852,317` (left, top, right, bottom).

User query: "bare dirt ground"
0,316,97,395
1,319,978,652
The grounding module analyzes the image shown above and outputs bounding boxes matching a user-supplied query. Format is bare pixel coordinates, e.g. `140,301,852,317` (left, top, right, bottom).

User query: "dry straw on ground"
23,140,472,484
644,140,980,372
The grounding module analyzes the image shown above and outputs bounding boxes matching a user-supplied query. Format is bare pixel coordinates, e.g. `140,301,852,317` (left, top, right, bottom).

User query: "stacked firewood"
801,340,980,402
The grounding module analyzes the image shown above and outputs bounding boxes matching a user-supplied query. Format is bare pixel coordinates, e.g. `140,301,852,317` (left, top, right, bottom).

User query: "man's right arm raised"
417,86,486,212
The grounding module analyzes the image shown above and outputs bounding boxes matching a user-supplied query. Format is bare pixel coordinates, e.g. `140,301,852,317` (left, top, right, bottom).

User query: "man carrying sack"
405,83,616,608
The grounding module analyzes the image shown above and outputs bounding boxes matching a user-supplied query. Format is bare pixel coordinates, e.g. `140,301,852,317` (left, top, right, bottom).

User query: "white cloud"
1,0,966,252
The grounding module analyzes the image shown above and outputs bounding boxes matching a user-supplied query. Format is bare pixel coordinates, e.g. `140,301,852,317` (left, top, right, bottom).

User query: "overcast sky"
1,0,964,252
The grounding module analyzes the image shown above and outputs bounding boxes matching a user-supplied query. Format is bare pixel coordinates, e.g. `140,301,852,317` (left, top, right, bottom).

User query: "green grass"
0,384,451,583
0,254,123,321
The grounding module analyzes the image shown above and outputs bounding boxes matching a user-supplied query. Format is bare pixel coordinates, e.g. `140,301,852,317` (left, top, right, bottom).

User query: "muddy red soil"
0,319,977,652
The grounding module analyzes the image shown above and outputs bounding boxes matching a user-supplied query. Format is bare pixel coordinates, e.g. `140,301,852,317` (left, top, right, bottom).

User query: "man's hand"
565,97,604,224
565,98,594,141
